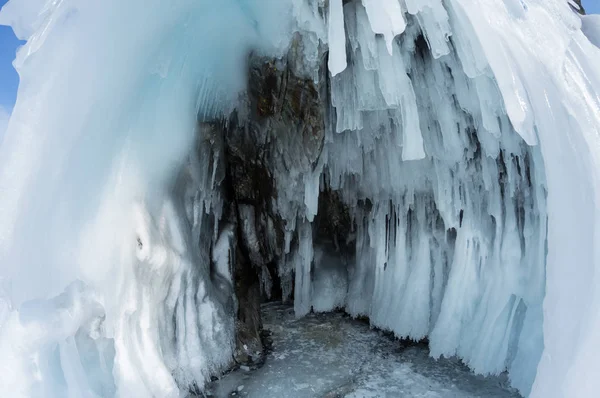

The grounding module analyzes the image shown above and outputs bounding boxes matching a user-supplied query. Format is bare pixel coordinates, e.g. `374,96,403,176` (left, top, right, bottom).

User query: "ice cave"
0,0,599,397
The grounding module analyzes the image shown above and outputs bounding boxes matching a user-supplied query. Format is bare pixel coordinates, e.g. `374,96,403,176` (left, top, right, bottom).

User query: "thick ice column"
354,2,379,70
346,214,375,317
328,0,347,76
293,220,314,317
375,40,425,160
362,0,406,54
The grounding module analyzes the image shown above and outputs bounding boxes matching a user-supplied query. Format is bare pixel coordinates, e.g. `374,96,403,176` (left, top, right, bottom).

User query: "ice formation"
0,0,599,397
582,14,600,47
0,105,8,142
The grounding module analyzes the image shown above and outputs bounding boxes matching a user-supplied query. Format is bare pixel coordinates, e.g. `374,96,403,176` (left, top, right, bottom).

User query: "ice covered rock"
0,0,599,397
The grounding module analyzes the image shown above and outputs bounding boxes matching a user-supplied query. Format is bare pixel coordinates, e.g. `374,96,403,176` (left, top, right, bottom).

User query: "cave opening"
193,65,543,395
183,6,548,396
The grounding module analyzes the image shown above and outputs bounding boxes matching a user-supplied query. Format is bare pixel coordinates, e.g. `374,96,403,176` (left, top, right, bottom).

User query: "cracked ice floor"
207,303,522,398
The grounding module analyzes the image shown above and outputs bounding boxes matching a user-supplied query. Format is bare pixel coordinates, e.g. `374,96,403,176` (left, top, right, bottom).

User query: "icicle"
293,220,314,317
327,0,347,76
361,0,407,55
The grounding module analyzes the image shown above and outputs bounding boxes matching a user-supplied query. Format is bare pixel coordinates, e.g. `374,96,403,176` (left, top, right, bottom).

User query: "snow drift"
0,0,599,397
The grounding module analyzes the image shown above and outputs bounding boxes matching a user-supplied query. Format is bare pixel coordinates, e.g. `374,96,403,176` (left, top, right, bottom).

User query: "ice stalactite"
0,0,599,397
265,3,548,394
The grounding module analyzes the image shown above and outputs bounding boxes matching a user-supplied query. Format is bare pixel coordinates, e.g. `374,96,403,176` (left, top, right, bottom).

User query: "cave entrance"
197,25,545,394
211,173,525,397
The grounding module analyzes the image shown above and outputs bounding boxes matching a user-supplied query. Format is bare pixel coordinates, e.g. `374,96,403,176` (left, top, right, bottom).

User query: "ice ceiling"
0,0,599,397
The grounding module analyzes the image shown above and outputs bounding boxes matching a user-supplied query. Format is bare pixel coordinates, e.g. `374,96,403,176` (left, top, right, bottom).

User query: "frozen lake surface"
206,303,521,398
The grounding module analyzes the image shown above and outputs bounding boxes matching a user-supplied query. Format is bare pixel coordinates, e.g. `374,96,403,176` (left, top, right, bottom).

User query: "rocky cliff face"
572,0,586,14
193,40,332,367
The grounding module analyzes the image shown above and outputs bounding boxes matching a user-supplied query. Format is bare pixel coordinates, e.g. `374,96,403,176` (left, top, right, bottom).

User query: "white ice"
582,14,600,48
0,105,9,143
0,0,599,397
0,0,295,396
327,0,347,76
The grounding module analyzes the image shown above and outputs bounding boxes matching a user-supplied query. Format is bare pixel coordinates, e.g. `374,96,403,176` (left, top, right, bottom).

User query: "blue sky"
0,0,22,111
584,0,600,14
0,0,598,111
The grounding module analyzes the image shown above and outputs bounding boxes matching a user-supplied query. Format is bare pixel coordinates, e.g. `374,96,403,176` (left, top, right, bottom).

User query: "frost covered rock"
568,0,586,15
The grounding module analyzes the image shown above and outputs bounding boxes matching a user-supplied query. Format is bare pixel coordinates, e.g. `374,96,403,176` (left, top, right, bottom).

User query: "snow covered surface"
0,106,9,142
207,303,521,398
0,0,598,397
582,14,600,47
